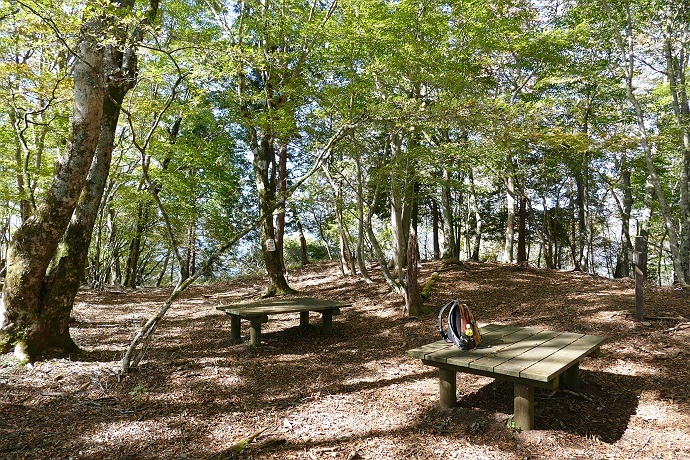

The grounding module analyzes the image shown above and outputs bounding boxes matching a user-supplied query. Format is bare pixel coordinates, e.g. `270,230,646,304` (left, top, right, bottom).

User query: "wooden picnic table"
216,297,350,346
407,324,605,430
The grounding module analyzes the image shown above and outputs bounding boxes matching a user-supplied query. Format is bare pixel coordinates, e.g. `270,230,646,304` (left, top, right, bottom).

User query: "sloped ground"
1,261,689,459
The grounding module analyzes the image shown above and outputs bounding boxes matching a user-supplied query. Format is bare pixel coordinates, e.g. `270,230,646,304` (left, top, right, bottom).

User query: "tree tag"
265,239,276,252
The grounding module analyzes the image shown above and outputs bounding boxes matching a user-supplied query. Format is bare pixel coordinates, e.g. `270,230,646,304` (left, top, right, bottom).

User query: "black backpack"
438,300,482,350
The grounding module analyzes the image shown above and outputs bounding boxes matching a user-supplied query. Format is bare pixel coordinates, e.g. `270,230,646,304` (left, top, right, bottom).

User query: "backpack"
438,300,482,350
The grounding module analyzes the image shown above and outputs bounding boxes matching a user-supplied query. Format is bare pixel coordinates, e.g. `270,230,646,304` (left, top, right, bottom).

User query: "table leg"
439,368,457,408
249,321,261,346
514,383,535,430
321,309,333,335
230,315,241,340
563,362,580,388
300,311,309,328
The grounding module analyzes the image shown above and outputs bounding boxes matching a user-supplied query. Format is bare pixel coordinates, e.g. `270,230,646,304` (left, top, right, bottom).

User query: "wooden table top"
216,297,350,316
408,324,605,384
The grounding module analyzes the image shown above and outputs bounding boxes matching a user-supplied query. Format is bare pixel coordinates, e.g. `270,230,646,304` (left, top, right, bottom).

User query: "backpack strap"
438,300,456,341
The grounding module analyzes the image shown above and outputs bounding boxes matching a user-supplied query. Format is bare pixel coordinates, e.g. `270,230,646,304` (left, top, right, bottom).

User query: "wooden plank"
216,297,349,317
406,340,452,360
493,332,581,381
406,324,506,360
441,327,543,368
469,328,550,372
519,334,605,381
409,325,533,365
422,359,559,390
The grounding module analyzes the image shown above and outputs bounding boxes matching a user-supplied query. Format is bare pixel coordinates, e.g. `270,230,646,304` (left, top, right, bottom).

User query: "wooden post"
634,236,646,321
321,310,333,335
249,321,261,346
230,315,241,340
299,311,309,328
438,368,457,408
562,362,580,388
514,383,535,430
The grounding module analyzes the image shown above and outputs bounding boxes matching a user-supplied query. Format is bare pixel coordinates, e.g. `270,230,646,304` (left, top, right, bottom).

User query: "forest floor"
2,260,690,460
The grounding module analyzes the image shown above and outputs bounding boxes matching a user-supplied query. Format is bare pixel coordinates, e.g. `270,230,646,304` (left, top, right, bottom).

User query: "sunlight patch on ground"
604,360,659,376
81,420,178,454
635,391,679,422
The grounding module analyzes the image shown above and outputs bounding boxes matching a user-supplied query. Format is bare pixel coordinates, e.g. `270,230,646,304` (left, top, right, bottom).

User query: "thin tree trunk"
503,156,516,264
468,168,482,261
517,192,527,264
290,205,310,266
614,152,633,278
431,199,440,260
440,169,455,260
354,154,372,281
404,227,422,317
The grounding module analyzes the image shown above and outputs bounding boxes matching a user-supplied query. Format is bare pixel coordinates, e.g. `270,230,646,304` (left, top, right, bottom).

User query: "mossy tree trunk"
39,0,157,351
0,15,105,361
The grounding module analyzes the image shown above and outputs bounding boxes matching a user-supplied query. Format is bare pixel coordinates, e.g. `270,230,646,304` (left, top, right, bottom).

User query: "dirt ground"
1,260,690,459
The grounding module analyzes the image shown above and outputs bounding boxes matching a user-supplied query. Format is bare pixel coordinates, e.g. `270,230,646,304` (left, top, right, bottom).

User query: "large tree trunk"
39,80,129,353
253,136,293,296
35,0,158,348
274,144,288,273
0,16,105,361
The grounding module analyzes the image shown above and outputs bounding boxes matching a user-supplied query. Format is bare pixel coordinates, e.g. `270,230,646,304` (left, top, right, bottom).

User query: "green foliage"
1,0,688,285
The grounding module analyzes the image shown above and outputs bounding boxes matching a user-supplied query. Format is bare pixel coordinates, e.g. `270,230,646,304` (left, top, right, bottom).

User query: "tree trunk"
275,143,288,273
503,159,516,264
601,0,688,284
404,227,422,317
0,15,105,360
440,168,455,260
290,205,310,266
432,199,440,260
468,168,482,261
253,136,293,296
614,152,633,278
354,154,372,281
39,80,130,353
663,11,690,283
124,202,147,287
517,192,527,264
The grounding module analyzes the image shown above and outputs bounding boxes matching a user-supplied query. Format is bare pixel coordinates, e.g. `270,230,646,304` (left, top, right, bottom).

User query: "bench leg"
300,311,309,328
321,309,333,335
230,315,241,340
249,321,261,346
439,368,457,408
562,362,580,388
513,383,535,430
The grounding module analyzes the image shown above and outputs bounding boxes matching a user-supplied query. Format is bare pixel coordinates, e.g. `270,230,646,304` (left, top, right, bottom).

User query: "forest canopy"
1,0,689,363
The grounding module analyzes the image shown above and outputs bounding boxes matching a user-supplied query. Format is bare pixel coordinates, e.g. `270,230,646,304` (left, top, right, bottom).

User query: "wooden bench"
407,324,605,430
216,297,350,346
